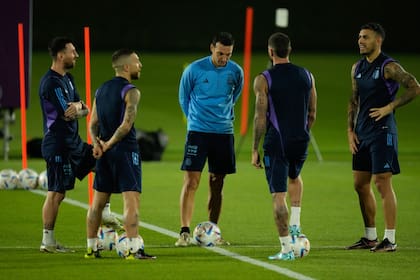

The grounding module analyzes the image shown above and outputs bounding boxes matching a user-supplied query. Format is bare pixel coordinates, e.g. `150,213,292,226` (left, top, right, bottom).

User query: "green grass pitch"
0,51,419,279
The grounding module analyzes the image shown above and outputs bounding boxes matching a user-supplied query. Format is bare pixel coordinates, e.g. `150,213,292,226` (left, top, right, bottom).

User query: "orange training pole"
240,7,253,136
84,26,94,205
18,23,27,169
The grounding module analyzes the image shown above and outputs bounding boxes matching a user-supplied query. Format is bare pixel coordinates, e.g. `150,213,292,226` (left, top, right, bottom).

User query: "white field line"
30,189,316,280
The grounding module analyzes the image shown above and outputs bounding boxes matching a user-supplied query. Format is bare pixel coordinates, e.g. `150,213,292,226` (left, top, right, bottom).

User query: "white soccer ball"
18,168,39,190
97,225,117,251
193,221,221,247
115,232,144,258
0,169,20,190
291,234,310,258
37,170,48,190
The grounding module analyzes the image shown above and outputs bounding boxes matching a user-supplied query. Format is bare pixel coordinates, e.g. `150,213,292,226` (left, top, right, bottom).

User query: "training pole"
84,26,93,205
18,23,27,169
310,131,323,162
240,6,253,137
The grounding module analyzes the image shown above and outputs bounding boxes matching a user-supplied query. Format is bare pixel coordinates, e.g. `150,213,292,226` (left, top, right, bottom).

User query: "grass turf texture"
0,52,419,279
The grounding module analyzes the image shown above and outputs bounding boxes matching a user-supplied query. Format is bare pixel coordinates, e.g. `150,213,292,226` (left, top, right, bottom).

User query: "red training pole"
240,7,253,136
84,26,94,205
18,23,27,169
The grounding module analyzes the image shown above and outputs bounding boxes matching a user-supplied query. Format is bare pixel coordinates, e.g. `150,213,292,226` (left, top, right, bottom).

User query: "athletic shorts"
45,143,95,193
94,149,142,193
263,141,308,193
72,143,96,180
353,132,400,174
181,131,236,174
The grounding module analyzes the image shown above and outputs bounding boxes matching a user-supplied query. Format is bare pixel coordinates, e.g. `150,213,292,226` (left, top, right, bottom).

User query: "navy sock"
180,227,190,234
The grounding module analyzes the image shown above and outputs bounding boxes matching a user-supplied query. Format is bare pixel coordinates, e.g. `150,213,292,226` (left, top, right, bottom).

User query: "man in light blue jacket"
176,32,244,247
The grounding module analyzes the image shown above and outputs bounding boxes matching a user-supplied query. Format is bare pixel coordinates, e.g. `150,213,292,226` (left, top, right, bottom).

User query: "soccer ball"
97,225,117,251
193,221,221,247
115,232,144,258
37,170,48,190
291,234,310,258
0,169,19,190
18,168,39,190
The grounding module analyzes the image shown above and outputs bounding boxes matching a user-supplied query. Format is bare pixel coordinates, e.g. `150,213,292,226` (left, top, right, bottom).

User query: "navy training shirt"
94,76,138,151
353,52,399,140
262,63,313,154
39,69,83,157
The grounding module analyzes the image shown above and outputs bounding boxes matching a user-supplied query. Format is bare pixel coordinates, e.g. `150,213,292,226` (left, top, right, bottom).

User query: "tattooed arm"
100,88,141,152
369,62,420,121
251,74,268,169
348,63,360,154
88,100,103,159
63,101,89,120
307,73,317,130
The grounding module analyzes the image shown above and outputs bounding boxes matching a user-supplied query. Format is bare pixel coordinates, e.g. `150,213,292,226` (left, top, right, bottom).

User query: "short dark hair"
48,37,74,58
111,48,135,65
211,32,235,46
268,32,291,58
361,22,386,41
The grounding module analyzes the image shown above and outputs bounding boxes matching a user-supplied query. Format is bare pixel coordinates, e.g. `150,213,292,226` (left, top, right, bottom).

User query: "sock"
42,229,55,245
180,227,190,234
365,227,377,241
127,237,140,253
289,206,301,228
87,238,98,251
102,203,111,218
279,236,292,253
384,229,396,244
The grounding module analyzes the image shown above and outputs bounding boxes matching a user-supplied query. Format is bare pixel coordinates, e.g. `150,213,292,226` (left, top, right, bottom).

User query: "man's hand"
369,103,393,121
347,130,359,155
251,150,263,169
64,102,82,120
92,137,103,159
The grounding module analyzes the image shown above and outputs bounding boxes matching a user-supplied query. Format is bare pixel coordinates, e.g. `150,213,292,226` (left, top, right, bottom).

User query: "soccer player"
38,37,95,253
175,32,244,246
85,49,155,260
251,32,317,261
346,23,420,252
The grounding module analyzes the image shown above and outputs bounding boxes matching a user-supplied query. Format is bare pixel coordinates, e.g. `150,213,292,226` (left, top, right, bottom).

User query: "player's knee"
353,182,369,194
373,173,392,188
209,173,225,183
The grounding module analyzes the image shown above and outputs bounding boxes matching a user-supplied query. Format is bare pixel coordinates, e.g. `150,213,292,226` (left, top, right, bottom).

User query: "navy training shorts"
181,131,236,174
46,143,95,193
94,148,142,193
353,132,400,174
263,141,308,193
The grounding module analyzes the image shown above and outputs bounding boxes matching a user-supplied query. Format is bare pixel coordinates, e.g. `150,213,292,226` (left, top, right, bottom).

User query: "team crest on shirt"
373,67,380,79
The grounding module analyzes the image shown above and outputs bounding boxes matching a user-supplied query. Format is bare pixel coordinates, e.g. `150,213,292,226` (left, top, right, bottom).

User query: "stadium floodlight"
275,8,289,28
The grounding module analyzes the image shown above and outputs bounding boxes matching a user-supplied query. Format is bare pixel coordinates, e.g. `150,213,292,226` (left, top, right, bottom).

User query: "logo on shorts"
186,145,198,156
384,163,390,169
55,155,62,163
132,152,139,165
185,158,192,166
63,163,72,176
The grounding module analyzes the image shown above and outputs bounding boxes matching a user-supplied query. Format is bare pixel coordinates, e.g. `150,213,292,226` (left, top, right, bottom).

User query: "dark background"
33,0,419,53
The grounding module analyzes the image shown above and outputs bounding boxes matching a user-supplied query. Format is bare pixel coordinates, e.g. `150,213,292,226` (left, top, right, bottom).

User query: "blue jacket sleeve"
179,66,193,116
233,67,244,104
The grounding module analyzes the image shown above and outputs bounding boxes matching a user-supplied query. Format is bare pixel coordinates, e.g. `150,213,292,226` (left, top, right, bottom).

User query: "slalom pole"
84,26,94,205
18,23,27,169
310,131,323,163
240,6,254,137
236,7,254,157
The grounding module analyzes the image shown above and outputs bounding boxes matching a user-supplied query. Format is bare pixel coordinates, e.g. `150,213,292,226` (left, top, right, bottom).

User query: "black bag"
136,128,168,161
26,138,43,158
